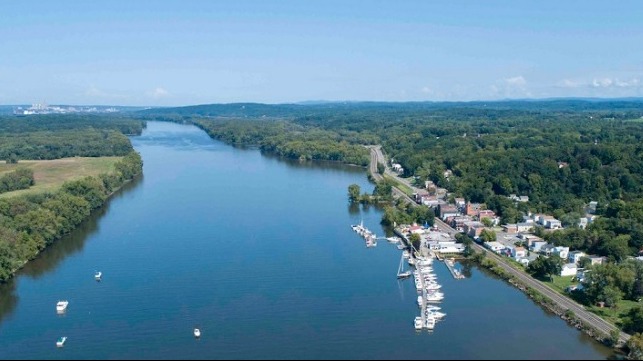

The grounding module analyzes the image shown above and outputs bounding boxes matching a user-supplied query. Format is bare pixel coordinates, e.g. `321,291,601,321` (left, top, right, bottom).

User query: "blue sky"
1,0,642,106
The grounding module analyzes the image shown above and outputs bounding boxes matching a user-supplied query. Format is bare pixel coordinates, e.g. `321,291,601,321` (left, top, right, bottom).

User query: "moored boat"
56,336,67,348
56,301,68,313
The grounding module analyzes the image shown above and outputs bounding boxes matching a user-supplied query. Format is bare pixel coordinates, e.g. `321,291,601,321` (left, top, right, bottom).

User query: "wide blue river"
0,121,612,359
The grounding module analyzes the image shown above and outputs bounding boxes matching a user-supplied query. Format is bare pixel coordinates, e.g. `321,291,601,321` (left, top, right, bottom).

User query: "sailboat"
397,253,412,279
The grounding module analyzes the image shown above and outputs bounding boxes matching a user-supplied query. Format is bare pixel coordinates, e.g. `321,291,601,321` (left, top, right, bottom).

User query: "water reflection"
0,281,17,325
0,175,142,323
262,153,368,174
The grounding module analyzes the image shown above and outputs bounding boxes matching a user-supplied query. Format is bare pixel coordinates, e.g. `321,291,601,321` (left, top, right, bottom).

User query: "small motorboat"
56,336,67,348
414,317,423,330
56,301,68,313
194,328,201,338
95,271,102,281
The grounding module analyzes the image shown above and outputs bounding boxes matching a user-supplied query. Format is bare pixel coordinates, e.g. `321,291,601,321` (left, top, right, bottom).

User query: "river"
0,121,613,359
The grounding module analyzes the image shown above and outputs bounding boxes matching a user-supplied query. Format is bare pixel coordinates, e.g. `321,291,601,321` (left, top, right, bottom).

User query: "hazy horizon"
4,96,643,109
1,1,642,106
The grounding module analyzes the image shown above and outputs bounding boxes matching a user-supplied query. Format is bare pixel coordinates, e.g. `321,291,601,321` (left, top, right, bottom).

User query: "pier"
444,258,465,279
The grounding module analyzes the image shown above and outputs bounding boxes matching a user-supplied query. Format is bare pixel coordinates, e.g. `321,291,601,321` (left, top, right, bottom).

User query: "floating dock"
444,258,465,279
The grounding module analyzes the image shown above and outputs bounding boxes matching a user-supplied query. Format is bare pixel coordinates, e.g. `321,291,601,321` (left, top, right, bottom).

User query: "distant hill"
139,98,643,118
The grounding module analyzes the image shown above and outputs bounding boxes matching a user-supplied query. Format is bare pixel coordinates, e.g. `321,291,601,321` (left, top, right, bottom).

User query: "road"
367,146,631,345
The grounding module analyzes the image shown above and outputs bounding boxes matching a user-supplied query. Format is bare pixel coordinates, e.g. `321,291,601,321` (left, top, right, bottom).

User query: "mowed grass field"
0,157,122,198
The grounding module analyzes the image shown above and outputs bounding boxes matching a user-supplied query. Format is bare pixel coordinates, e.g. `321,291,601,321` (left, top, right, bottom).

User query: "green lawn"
587,299,641,327
546,275,576,294
544,275,643,328
383,174,415,197
0,157,122,198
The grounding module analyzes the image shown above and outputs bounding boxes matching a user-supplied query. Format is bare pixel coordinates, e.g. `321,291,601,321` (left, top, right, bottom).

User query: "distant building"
484,241,505,253
530,241,548,253
465,202,483,216
568,251,587,265
463,221,485,239
588,255,606,266
552,246,570,259
587,201,598,214
478,209,496,220
508,194,530,203
561,263,578,277
439,204,460,220
454,197,466,210
502,223,534,234
513,246,527,259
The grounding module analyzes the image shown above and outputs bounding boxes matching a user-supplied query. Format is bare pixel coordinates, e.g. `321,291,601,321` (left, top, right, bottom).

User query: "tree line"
0,152,142,282
0,115,145,162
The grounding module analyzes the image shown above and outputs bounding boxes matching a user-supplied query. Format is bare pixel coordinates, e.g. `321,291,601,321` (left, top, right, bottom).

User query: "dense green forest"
0,115,145,134
0,152,143,282
191,118,370,166
0,169,34,194
0,115,145,161
141,100,643,258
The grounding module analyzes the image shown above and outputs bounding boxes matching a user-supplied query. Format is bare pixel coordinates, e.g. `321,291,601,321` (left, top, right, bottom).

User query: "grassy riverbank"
0,157,122,198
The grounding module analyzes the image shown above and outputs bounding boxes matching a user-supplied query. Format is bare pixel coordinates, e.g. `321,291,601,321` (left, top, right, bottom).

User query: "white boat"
397,254,412,279
386,237,400,244
396,244,406,250
95,271,102,280
194,328,201,338
426,310,447,319
56,301,68,313
402,250,410,259
425,316,436,330
56,336,67,348
414,317,423,330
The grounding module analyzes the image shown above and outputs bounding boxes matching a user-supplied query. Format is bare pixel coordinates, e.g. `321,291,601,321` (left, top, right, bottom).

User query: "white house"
552,246,570,260
568,251,587,265
484,241,505,253
512,246,527,259
588,255,605,266
545,218,562,229
530,241,548,252
561,263,578,277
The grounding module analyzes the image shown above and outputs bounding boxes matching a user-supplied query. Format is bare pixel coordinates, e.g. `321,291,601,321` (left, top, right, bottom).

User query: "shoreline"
1,161,143,284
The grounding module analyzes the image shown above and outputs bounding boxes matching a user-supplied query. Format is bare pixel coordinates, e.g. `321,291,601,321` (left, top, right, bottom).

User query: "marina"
350,220,378,248
355,221,446,332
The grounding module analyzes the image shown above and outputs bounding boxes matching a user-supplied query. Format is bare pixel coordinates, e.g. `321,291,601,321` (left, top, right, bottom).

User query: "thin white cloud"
489,75,531,99
84,85,126,99
592,77,639,88
614,78,640,87
558,79,582,88
504,76,526,86
421,86,433,94
592,78,613,88
148,87,169,99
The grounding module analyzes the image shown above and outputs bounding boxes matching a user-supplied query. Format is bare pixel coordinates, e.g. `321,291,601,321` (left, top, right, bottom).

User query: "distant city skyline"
1,1,642,106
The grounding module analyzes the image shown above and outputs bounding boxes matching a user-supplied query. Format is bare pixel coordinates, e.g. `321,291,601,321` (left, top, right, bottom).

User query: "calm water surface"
0,122,613,359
